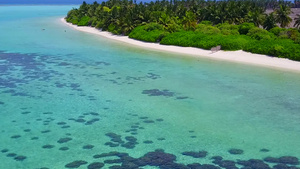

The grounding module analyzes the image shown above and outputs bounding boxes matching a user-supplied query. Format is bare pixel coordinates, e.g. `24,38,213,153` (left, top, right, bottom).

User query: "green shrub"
199,20,212,25
77,16,91,26
161,30,300,60
160,31,221,49
269,27,285,36
276,28,300,43
95,20,104,28
247,27,274,40
238,22,255,35
90,16,98,27
107,23,121,34
269,45,285,57
217,23,240,35
144,23,164,31
196,24,221,35
244,39,300,61
129,24,168,42
160,31,196,47
219,35,250,50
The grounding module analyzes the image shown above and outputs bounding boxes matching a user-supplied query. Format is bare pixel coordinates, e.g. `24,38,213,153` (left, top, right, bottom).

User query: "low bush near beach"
129,24,169,42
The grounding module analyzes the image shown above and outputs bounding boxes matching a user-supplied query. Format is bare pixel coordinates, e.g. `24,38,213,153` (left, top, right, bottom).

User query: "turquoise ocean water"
0,6,300,169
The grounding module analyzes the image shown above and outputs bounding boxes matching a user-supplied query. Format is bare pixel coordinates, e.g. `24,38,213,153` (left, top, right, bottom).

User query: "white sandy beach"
60,18,300,72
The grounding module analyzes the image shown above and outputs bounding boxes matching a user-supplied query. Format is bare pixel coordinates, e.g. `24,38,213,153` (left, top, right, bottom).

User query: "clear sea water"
0,6,300,169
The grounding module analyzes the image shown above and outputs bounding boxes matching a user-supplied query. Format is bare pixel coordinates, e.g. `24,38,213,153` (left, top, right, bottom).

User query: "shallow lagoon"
0,6,300,169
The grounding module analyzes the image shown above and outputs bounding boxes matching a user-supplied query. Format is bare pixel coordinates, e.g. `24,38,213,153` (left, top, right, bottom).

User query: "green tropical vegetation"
66,0,300,61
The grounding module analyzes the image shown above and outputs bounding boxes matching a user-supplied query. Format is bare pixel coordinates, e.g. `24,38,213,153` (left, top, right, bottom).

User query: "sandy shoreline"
60,18,300,73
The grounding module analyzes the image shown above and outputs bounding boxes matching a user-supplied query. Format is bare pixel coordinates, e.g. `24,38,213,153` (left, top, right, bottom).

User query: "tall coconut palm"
294,14,300,28
182,11,197,30
246,9,265,27
274,4,292,28
263,12,277,30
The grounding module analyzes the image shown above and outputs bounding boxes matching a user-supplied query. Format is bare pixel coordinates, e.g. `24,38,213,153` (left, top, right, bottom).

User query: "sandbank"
60,18,300,73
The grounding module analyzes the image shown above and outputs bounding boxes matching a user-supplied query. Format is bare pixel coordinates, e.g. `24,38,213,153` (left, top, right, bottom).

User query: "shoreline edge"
60,18,300,73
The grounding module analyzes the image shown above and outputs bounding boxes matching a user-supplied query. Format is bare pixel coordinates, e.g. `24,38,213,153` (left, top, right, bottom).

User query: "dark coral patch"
87,162,104,169
273,164,293,169
125,136,137,142
57,137,72,144
104,142,119,147
31,137,39,140
90,112,99,116
42,145,55,149
131,125,139,129
187,163,220,169
83,144,94,149
260,148,270,152
143,140,153,144
121,142,137,149
182,151,207,158
85,118,100,125
59,147,69,151
278,156,299,165
93,152,122,159
57,122,67,125
156,118,164,122
11,135,21,139
41,130,51,134
65,160,88,168
104,159,122,164
143,120,155,123
139,149,176,166
211,156,223,162
176,96,189,100
142,89,174,97
228,148,244,155
61,125,70,129
75,119,86,123
237,159,270,169
264,156,299,165
105,132,124,144
21,111,31,115
214,160,237,169
43,112,53,115
14,155,27,161
6,153,17,157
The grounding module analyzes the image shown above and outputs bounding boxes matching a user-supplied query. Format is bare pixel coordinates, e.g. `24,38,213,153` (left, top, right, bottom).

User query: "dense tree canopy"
65,0,300,61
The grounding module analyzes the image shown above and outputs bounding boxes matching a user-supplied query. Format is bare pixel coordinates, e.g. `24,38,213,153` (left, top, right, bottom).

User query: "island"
64,0,300,71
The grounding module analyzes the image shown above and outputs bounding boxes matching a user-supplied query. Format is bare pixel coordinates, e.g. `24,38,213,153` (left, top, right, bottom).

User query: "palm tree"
263,12,277,30
246,9,265,27
294,14,300,28
182,11,197,30
274,4,292,28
